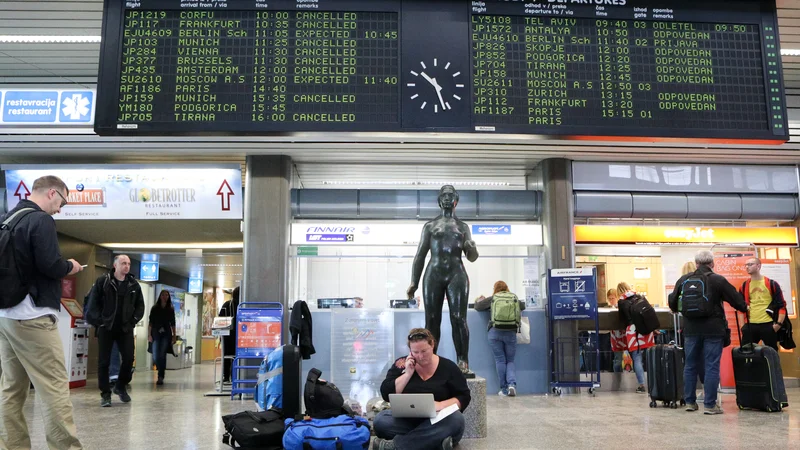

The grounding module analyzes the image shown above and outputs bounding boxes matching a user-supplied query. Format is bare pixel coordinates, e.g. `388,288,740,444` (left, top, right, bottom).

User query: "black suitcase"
732,314,787,412
282,344,303,420
646,344,685,408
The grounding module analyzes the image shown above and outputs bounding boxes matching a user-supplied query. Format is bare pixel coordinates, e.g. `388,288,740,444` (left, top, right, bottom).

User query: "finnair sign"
291,223,543,246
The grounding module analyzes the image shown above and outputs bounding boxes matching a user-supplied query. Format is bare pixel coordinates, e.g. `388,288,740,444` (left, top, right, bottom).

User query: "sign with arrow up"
3,164,242,220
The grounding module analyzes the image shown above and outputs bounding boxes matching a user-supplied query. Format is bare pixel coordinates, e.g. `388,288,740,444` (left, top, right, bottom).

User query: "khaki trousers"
0,316,82,450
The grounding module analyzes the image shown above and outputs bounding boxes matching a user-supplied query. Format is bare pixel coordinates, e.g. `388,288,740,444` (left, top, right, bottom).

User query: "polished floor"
14,363,800,450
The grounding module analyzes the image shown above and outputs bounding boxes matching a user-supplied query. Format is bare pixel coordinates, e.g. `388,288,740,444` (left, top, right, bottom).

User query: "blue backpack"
283,415,371,450
256,347,284,411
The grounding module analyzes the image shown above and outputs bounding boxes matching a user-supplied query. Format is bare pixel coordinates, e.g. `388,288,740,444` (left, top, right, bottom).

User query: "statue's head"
438,185,459,210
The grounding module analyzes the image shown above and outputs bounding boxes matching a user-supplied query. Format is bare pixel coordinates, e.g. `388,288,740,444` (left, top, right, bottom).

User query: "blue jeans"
488,328,517,390
631,350,645,385
684,335,723,408
612,351,623,373
374,409,465,450
152,334,172,379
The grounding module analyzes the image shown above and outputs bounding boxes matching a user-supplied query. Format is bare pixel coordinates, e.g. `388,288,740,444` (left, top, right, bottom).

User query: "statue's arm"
407,223,432,298
462,222,479,262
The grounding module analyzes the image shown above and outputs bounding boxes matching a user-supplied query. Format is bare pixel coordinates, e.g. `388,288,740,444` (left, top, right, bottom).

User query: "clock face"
406,59,465,113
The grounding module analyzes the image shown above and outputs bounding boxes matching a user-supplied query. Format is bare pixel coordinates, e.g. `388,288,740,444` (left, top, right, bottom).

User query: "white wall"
135,282,156,372
291,246,531,310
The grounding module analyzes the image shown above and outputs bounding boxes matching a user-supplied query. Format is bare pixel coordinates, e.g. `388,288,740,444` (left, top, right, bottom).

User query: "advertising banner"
760,259,795,318
4,165,242,220
291,223,543,246
713,249,756,390
330,309,394,409
548,267,597,321
236,308,282,358
575,225,798,246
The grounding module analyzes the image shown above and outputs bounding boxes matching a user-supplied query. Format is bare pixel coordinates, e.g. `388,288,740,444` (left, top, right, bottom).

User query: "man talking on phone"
86,254,144,407
0,175,84,449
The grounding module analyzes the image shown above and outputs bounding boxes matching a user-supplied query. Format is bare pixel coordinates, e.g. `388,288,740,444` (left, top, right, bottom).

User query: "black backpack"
0,208,39,309
221,409,284,450
83,275,109,327
679,270,714,318
628,294,660,336
304,368,349,419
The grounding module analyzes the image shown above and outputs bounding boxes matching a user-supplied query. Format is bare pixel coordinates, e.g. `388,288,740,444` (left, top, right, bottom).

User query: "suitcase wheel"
679,400,686,407
670,402,678,409
649,401,657,408
737,404,744,410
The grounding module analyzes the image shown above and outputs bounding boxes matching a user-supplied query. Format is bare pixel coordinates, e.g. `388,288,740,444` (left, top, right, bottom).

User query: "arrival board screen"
95,0,787,141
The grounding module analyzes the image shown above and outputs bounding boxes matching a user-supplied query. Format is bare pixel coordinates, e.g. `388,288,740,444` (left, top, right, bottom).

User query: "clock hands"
421,72,447,110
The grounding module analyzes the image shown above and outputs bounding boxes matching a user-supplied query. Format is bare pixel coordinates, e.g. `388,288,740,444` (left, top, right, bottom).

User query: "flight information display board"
95,0,788,142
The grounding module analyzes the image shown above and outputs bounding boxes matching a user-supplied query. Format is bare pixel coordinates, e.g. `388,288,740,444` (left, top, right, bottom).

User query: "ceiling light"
198,264,244,267
0,35,101,43
322,181,511,186
781,48,800,56
98,242,243,250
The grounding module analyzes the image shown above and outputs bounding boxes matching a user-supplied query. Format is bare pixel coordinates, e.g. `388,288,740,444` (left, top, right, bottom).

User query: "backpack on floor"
283,415,371,450
256,347,284,411
491,291,521,330
679,270,713,318
304,368,348,419
221,409,284,450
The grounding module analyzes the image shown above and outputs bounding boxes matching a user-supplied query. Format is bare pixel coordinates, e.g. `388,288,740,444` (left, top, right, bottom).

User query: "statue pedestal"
463,376,487,439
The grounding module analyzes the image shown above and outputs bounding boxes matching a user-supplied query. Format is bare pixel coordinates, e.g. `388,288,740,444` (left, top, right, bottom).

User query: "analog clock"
407,59,465,113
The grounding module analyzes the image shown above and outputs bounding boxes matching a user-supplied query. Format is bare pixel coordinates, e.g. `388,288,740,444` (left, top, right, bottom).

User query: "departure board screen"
95,0,788,142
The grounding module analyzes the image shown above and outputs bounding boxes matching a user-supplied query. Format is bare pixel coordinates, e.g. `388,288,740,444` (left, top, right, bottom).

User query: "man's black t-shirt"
380,356,471,411
111,278,129,331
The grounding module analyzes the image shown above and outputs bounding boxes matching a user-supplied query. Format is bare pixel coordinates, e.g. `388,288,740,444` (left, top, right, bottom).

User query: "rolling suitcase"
282,344,303,419
647,313,685,408
732,313,787,412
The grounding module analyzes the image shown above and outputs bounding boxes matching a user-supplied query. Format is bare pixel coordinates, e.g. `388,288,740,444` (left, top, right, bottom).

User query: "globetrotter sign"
3,164,242,220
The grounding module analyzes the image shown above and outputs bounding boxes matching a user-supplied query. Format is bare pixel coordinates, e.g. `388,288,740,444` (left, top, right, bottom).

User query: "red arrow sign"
14,181,31,201
216,179,235,211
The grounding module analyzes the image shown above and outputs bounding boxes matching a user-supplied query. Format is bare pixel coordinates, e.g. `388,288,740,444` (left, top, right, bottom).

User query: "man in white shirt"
0,175,84,449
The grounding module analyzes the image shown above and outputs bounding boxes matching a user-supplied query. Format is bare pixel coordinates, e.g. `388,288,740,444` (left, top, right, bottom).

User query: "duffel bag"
283,414,371,450
222,409,284,449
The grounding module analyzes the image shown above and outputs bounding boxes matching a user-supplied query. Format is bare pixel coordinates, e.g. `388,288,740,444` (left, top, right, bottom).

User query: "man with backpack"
0,175,84,449
740,257,787,352
669,250,748,415
85,254,144,407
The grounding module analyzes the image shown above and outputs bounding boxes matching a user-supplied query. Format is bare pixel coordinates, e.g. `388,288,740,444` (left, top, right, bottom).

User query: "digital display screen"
95,0,787,141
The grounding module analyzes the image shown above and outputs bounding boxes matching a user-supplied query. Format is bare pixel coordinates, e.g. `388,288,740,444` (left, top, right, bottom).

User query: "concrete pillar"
242,155,292,340
539,158,580,387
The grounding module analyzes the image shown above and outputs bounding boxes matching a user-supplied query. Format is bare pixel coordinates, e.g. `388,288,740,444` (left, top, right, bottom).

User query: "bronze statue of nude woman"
407,185,479,377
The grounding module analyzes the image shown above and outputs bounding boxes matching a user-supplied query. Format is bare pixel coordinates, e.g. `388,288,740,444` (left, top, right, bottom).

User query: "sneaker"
685,403,699,412
156,379,164,386
441,436,453,450
100,393,111,407
507,386,517,397
498,389,508,397
372,438,395,450
635,385,647,394
704,404,723,415
113,386,131,403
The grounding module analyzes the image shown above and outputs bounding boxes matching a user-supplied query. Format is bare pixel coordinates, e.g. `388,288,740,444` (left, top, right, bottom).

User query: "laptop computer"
389,394,437,419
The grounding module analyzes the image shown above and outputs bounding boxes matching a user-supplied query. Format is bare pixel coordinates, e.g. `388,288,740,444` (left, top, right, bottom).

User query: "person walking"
475,281,526,396
149,289,177,385
0,175,84,449
617,282,656,394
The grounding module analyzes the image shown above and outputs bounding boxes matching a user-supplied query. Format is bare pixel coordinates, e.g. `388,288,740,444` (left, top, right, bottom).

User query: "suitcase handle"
735,310,756,352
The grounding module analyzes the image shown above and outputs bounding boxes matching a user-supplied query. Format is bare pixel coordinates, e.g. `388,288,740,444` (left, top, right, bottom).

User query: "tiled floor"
15,364,800,449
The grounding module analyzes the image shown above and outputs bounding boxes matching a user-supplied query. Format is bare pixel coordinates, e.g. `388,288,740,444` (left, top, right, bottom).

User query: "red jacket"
739,276,787,322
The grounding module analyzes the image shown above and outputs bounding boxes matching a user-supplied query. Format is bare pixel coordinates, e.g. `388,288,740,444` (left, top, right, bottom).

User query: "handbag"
516,317,530,344
283,415,370,450
222,409,284,450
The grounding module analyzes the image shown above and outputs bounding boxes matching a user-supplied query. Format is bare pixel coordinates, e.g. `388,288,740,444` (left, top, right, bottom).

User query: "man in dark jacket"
219,286,240,382
669,250,748,415
0,175,84,449
87,254,144,407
